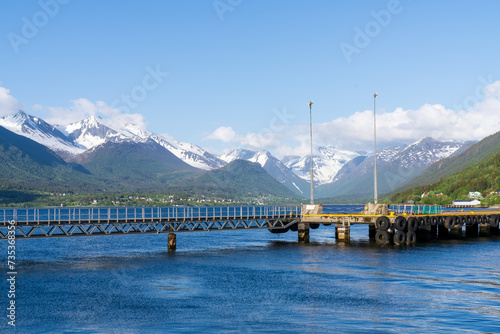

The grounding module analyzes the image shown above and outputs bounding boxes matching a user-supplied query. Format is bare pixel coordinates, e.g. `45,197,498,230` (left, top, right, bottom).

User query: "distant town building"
467,192,482,199
452,199,481,206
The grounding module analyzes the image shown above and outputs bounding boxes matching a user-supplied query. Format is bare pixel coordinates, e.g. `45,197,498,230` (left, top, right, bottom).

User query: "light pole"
308,101,314,204
373,93,378,204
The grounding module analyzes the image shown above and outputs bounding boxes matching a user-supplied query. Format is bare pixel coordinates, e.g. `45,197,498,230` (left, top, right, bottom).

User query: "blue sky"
1,0,500,156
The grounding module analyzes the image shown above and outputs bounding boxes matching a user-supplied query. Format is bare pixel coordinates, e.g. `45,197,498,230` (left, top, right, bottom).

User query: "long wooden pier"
1,204,499,251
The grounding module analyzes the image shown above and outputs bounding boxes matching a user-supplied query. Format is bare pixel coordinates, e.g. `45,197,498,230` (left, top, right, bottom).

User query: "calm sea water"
2,205,500,333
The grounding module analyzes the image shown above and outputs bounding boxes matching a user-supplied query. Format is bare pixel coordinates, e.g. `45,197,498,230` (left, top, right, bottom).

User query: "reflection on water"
149,276,200,299
4,222,500,333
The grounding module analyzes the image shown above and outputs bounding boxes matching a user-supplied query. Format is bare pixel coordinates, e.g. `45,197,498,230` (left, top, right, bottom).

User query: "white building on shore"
452,199,481,206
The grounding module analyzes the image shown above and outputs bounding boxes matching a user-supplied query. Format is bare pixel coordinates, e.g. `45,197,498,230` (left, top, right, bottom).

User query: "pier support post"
369,224,376,239
430,225,438,239
417,224,432,242
466,224,479,238
449,226,463,238
298,222,310,243
438,225,449,239
168,233,176,252
299,204,322,244
335,221,350,242
479,224,490,237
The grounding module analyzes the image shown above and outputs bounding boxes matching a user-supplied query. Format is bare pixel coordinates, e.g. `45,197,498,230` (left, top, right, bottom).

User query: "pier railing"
390,204,443,215
0,205,302,224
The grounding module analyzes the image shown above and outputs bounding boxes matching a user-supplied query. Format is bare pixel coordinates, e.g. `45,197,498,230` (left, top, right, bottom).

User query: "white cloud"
0,86,24,117
207,81,500,156
207,126,239,143
42,98,146,130
206,126,285,153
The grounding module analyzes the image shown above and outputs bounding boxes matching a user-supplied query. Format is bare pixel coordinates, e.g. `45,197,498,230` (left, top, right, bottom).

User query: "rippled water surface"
2,207,500,333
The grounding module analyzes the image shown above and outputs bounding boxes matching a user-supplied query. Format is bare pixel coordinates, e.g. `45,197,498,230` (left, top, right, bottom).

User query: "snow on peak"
0,111,85,156
284,146,361,184
219,148,272,167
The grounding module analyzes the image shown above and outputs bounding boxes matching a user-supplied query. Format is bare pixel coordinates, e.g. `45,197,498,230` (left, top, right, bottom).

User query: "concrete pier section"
299,205,323,243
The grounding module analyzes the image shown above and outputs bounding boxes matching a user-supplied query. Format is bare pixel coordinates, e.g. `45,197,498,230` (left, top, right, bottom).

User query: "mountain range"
0,110,477,201
316,138,474,201
389,131,500,204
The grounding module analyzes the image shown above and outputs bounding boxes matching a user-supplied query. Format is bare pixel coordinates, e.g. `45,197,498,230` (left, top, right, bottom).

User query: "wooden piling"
369,224,376,239
479,224,491,237
449,226,463,238
438,225,449,239
298,222,310,243
168,233,176,252
430,225,438,239
417,224,432,242
466,224,479,238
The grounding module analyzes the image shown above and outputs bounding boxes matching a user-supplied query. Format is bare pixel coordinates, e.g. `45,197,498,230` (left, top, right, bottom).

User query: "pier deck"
1,204,499,250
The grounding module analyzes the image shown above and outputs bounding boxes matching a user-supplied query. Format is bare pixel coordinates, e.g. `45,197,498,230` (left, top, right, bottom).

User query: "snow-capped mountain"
0,111,85,158
316,137,468,199
220,148,310,196
392,137,465,168
65,116,224,170
136,132,225,170
282,146,363,185
0,112,225,170
64,116,128,149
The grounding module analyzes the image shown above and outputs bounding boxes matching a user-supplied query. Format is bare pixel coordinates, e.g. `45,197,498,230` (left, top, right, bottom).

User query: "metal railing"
390,204,443,215
0,205,302,224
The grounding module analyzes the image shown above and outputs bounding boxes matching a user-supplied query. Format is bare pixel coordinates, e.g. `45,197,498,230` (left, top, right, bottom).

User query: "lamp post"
308,101,314,204
373,93,378,204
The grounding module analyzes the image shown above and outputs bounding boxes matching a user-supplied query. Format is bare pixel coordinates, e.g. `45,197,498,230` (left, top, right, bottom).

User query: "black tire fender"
430,216,438,226
406,231,417,244
394,216,407,231
394,230,406,245
407,217,418,232
375,230,391,244
375,216,390,231
444,216,456,229
490,215,500,228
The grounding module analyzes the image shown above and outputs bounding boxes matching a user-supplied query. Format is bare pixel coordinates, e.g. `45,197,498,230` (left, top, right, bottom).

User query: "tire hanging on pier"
406,231,417,244
490,215,500,228
444,216,457,229
465,216,473,225
393,230,406,245
268,220,289,234
310,223,320,229
375,216,390,231
407,217,418,232
437,216,445,226
375,230,391,245
430,216,438,226
394,216,407,231
290,223,298,232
